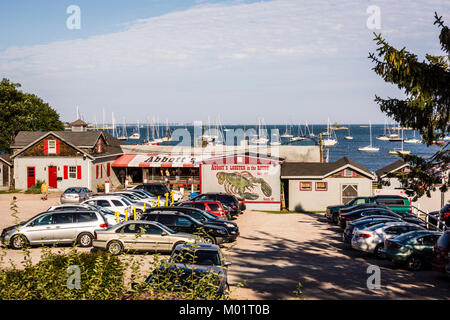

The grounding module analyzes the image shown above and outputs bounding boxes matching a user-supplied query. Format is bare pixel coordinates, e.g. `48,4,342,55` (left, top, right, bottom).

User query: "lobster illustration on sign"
216,171,272,200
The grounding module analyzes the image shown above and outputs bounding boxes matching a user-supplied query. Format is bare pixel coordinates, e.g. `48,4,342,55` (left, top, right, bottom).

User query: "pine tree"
369,13,449,200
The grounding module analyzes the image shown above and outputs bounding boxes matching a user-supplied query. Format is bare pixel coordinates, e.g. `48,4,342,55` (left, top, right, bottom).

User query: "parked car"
47,203,125,225
351,221,425,258
60,187,93,204
342,217,402,245
124,243,230,300
328,195,412,223
92,220,198,254
338,208,401,228
190,193,242,216
326,196,374,223
141,212,230,245
112,191,166,207
0,210,109,249
432,230,450,274
339,207,426,229
383,230,442,271
144,206,239,242
177,201,230,220
132,183,171,198
428,204,450,229
83,195,145,219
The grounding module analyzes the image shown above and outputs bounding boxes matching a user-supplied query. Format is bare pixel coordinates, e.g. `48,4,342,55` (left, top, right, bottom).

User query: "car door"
141,223,171,251
416,235,440,260
117,223,141,250
52,212,78,243
26,213,54,244
174,216,195,234
157,215,177,231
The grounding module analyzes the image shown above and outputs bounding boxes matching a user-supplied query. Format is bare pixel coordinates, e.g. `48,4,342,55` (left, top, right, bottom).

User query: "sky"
0,0,449,125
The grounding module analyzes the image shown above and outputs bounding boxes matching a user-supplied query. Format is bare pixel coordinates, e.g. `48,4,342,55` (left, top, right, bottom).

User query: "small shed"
70,119,88,132
375,160,409,189
281,157,375,212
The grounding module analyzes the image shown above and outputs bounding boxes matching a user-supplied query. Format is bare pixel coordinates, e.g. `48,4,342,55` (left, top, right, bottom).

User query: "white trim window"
69,166,77,179
48,140,57,154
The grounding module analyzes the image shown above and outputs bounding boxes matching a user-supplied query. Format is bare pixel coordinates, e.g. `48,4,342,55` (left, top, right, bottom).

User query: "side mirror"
223,261,232,267
161,232,167,236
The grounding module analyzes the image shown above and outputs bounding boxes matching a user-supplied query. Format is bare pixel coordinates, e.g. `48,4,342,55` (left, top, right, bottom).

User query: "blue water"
103,124,443,172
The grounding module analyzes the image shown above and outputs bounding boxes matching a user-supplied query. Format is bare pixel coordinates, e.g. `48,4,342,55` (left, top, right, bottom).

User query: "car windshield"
366,223,392,231
171,249,221,266
148,185,169,195
197,210,217,220
139,190,156,197
122,193,140,200
129,192,145,199
64,188,82,193
394,231,424,242
121,197,132,205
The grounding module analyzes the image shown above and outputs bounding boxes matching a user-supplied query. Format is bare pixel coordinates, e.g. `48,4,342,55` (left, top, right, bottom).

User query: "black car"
141,212,230,245
338,203,390,216
133,183,171,197
190,193,242,216
144,206,239,242
339,208,426,229
343,217,402,244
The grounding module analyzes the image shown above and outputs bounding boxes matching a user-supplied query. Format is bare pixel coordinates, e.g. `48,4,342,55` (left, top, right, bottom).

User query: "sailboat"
322,118,338,147
389,129,411,155
358,121,379,152
376,119,390,141
404,130,421,144
116,117,128,140
280,123,293,138
290,124,307,142
129,121,141,140
251,118,269,144
344,125,353,140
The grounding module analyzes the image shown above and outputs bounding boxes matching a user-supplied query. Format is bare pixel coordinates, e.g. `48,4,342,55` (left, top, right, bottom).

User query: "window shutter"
64,166,68,179
341,170,345,177
107,163,111,177
96,165,99,179
56,140,60,154
352,170,357,177
77,166,82,179
100,165,103,178
43,139,48,154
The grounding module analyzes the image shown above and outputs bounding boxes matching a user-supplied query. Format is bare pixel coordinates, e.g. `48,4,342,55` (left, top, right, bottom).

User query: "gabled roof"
375,160,408,178
0,154,12,166
11,131,123,159
69,119,88,126
281,157,374,179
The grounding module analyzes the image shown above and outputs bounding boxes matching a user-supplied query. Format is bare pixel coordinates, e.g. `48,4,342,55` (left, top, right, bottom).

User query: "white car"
82,196,138,218
113,190,166,207
47,203,125,225
351,222,425,258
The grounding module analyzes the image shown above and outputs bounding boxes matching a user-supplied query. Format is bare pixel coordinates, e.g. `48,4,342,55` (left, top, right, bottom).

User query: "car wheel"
77,232,93,247
203,236,216,244
107,240,123,255
10,234,29,250
374,244,385,259
407,256,423,271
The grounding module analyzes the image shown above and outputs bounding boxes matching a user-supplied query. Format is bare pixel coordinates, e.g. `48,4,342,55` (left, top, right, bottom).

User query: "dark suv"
191,193,242,216
141,212,231,245
133,183,170,197
144,207,239,242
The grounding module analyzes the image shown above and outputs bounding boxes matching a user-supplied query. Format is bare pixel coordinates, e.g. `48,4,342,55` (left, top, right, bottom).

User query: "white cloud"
0,0,448,123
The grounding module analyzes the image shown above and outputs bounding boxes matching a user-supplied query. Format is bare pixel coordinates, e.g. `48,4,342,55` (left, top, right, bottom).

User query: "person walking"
41,182,48,201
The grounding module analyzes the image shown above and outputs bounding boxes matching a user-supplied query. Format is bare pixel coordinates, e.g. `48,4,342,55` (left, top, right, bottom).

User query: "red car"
178,201,230,220
432,230,450,274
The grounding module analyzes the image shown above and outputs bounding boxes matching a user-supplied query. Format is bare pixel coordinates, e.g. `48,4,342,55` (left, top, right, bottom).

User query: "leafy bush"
24,180,44,194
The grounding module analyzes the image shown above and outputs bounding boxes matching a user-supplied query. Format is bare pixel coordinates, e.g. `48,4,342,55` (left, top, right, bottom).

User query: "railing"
411,205,448,232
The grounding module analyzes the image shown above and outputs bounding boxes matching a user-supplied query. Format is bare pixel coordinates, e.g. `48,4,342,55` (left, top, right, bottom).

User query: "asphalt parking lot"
0,193,448,300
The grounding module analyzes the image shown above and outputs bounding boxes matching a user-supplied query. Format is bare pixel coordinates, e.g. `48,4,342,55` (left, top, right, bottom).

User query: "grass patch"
0,189,22,194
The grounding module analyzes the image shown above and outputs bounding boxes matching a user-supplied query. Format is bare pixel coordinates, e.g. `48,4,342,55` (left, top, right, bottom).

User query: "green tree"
0,78,64,153
369,13,449,200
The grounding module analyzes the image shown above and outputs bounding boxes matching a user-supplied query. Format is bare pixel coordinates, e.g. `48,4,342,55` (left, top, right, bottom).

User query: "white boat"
404,131,421,144
116,117,128,140
389,129,410,155
344,125,353,140
251,118,269,144
376,119,390,141
358,121,379,152
280,123,293,138
322,118,337,147
129,121,141,140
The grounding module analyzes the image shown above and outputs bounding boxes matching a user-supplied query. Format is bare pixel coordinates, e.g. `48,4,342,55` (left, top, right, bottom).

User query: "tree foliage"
369,13,450,200
0,78,64,153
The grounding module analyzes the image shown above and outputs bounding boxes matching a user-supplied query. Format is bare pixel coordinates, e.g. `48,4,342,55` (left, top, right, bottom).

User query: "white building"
11,131,123,192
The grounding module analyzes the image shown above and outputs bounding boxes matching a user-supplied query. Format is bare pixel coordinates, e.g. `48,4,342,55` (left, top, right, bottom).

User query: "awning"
112,154,209,168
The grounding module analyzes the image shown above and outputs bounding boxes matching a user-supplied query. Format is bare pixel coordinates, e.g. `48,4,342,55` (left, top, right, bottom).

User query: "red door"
48,166,57,189
27,167,35,188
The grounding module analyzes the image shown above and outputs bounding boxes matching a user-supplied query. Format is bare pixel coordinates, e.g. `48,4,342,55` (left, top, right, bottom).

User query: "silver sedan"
93,220,199,255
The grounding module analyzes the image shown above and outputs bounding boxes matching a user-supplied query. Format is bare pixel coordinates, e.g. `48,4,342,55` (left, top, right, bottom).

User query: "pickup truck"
326,195,412,223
